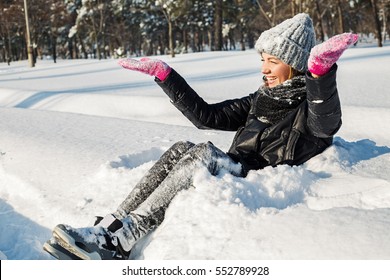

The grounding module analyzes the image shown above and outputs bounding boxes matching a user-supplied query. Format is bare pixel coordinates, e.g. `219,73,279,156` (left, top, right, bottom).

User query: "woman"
43,13,358,260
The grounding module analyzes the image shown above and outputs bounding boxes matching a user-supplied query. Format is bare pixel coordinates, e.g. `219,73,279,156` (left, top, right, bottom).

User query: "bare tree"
336,0,345,33
314,0,325,41
214,0,223,51
155,0,192,57
256,0,273,27
371,0,383,46
2,0,389,64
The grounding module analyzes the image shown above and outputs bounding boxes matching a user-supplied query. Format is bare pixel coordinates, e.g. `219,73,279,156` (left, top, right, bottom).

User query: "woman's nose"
261,60,269,73
262,64,270,74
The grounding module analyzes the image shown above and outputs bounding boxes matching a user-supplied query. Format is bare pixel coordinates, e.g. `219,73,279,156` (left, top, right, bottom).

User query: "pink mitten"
118,57,172,81
308,33,358,76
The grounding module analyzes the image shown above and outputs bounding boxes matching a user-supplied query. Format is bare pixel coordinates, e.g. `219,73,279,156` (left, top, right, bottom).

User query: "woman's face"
261,53,291,88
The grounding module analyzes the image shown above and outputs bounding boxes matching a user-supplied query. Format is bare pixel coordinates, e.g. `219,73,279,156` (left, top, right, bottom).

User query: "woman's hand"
308,33,358,76
118,57,172,81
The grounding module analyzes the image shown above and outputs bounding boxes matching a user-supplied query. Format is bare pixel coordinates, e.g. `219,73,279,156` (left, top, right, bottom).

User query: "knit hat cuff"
277,38,310,72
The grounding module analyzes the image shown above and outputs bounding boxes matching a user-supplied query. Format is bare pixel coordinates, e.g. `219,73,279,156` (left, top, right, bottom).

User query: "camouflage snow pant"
112,141,242,241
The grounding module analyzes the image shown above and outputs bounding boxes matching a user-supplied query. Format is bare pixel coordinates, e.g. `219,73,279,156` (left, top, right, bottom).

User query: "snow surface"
0,45,390,260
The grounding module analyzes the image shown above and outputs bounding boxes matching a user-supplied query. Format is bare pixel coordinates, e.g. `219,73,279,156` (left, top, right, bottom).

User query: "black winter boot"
43,236,82,260
47,214,136,260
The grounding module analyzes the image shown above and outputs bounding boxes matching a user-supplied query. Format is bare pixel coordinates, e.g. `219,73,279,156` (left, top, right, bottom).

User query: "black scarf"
254,76,306,124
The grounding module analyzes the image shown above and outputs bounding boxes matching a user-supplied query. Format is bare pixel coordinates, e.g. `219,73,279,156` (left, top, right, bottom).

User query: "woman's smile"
264,75,278,86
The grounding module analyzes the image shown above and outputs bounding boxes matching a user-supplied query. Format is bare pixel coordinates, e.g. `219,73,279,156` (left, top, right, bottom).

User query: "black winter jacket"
156,64,341,174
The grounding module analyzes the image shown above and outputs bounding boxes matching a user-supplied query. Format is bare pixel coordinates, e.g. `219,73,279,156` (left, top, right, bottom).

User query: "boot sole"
43,238,82,260
52,225,102,260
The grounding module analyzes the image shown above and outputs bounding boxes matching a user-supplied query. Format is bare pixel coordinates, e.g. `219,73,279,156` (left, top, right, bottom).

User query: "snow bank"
1,45,390,260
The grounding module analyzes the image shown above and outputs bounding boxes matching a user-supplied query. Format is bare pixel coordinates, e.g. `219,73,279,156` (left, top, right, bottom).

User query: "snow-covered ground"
0,44,390,261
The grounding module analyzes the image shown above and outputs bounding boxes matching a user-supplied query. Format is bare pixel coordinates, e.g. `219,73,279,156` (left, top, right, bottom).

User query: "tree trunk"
272,0,276,26
315,0,325,42
94,35,100,59
77,34,88,59
336,0,345,33
256,0,273,28
240,32,246,51
208,29,213,51
371,0,383,47
291,0,296,16
51,35,57,63
214,0,223,51
183,29,188,53
381,6,387,42
7,28,12,64
168,19,175,57
68,37,74,59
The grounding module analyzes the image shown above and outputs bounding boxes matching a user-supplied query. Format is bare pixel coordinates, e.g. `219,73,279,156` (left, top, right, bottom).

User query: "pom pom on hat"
255,13,316,72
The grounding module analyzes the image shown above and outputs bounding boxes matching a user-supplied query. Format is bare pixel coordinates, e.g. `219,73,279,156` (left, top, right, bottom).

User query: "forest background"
0,0,389,65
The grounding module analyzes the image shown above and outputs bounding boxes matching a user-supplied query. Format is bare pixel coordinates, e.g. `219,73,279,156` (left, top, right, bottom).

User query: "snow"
0,45,390,261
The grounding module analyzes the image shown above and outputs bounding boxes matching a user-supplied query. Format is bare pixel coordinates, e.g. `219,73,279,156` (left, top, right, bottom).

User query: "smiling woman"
42,13,358,260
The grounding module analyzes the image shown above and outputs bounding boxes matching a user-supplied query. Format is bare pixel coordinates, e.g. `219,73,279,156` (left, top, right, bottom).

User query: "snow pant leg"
121,142,243,238
114,141,195,219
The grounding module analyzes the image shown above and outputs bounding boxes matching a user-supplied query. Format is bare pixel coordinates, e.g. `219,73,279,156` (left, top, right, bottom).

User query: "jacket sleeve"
305,64,342,138
155,69,253,131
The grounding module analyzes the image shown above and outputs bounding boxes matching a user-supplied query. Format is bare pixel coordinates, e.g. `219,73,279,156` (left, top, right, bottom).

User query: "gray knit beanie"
255,13,315,73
